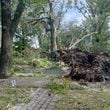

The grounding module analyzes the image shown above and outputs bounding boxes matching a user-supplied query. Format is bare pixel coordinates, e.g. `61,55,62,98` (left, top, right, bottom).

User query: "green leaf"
68,0,72,5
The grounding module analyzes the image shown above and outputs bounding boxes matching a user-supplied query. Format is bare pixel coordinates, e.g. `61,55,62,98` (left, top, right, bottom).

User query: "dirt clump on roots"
57,48,110,82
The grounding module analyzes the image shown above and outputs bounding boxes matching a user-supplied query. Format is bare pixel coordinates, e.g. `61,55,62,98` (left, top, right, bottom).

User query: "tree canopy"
0,0,110,78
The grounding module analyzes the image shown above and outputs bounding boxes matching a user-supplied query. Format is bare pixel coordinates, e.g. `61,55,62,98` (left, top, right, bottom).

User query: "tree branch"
75,5,88,19
69,32,98,49
10,0,25,36
98,16,107,33
26,17,50,25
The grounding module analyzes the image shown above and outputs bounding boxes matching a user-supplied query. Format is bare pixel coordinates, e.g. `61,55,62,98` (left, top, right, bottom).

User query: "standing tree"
74,0,110,52
26,0,67,58
0,0,25,78
48,0,57,57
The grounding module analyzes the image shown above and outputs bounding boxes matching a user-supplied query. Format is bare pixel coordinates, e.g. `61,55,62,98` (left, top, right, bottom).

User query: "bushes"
47,79,71,94
13,48,52,68
31,58,50,68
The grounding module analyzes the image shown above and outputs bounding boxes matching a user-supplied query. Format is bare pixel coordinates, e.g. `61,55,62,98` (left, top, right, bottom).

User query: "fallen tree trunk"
69,32,97,49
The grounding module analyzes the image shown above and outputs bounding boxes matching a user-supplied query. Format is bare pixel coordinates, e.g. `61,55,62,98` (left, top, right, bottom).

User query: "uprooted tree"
57,48,110,82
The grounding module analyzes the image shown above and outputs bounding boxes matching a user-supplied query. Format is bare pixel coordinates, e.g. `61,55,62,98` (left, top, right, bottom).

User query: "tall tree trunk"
50,19,57,52
0,0,12,78
0,0,25,78
48,0,57,58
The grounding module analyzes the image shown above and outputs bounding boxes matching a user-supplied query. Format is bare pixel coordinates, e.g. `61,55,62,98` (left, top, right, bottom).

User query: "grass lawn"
0,70,110,110
55,87,110,110
0,72,56,110
0,86,31,110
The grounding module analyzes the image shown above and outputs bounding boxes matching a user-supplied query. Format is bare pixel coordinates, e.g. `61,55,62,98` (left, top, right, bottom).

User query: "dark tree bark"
0,0,25,78
0,0,12,78
48,0,57,59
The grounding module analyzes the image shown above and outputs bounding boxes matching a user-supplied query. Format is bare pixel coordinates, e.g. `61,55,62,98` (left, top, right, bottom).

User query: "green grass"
47,78,74,94
13,57,51,68
55,88,110,110
13,57,29,65
31,58,51,68
48,62,64,69
0,86,31,110
13,57,64,69
14,72,57,79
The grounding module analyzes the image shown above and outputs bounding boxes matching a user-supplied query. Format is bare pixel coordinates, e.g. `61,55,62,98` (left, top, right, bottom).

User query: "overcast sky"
62,8,84,25
61,0,86,25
